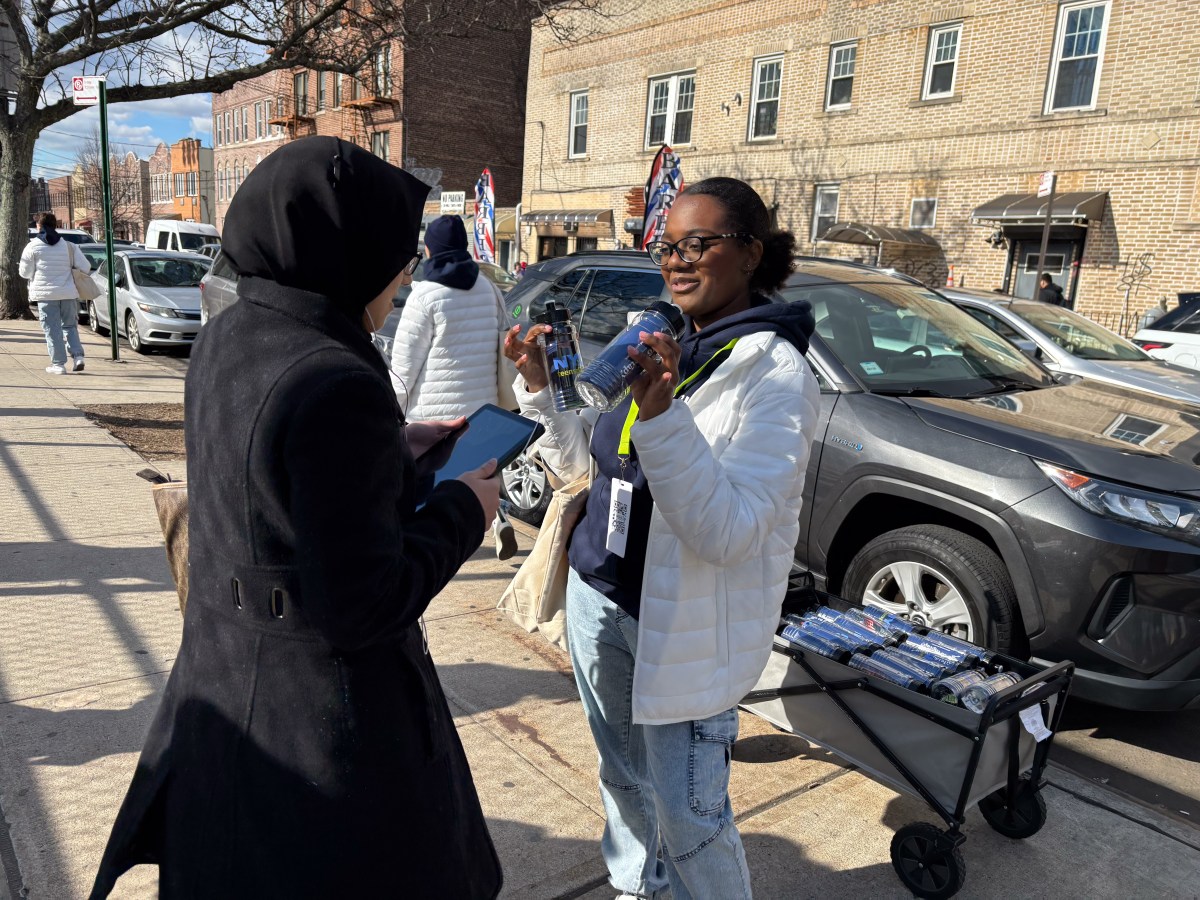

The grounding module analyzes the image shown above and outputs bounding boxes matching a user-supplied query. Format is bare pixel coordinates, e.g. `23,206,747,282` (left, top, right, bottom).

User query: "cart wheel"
890,823,967,899
979,782,1047,839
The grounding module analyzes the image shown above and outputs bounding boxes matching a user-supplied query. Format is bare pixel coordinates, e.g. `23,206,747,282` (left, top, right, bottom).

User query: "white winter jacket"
390,275,502,421
519,330,820,724
19,238,89,303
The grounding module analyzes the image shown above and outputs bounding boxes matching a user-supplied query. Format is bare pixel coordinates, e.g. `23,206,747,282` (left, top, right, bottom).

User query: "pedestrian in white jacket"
505,178,819,900
20,213,88,375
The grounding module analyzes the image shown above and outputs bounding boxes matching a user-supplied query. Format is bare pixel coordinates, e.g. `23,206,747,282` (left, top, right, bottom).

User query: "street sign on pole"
71,76,101,106
1034,171,1057,304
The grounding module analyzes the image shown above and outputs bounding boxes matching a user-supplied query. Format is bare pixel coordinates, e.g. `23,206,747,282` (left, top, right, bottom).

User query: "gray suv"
507,254,1200,711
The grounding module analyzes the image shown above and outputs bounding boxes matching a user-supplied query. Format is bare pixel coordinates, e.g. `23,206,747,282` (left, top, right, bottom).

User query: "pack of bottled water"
778,607,1019,713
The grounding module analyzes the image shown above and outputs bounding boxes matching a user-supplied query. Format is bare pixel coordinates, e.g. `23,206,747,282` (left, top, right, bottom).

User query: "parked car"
507,255,1200,710
198,250,238,326
197,243,222,260
1133,302,1200,372
28,227,95,244
945,288,1200,405
87,251,210,353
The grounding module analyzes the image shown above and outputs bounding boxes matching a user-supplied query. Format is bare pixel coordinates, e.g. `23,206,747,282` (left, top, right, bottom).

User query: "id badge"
606,479,634,558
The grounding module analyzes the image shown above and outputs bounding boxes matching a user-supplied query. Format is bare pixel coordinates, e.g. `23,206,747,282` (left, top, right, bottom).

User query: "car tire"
125,312,148,354
500,452,554,526
88,301,108,335
842,525,1018,651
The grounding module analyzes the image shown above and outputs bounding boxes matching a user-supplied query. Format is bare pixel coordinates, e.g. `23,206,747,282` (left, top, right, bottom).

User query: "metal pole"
98,79,119,360
1034,173,1057,302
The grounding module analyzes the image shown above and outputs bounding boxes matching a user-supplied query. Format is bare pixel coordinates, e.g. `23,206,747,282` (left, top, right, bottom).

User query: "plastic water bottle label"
605,479,634,558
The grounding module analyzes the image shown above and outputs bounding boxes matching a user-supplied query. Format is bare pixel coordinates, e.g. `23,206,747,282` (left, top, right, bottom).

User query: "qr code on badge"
611,499,629,530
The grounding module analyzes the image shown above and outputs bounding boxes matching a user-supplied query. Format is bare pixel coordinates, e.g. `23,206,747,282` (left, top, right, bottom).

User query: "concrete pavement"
2,318,1199,899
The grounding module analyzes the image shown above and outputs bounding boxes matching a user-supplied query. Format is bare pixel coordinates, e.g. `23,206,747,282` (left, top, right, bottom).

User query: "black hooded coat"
91,138,502,899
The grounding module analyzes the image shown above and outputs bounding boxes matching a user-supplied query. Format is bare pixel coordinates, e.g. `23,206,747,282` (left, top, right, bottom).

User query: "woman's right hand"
503,324,550,393
457,459,502,526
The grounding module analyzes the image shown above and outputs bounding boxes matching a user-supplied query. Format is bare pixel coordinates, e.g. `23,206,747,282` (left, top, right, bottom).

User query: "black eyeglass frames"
646,232,753,266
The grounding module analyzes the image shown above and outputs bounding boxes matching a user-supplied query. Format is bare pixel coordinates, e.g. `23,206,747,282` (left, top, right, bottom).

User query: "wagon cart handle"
978,660,1075,728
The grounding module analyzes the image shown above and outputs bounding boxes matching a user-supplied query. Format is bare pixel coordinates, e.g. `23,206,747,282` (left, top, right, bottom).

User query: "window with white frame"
374,46,392,97
811,183,840,240
242,107,249,138
922,23,961,99
225,112,232,144
371,131,389,162
1046,0,1109,112
174,173,186,197
294,72,309,115
253,103,262,139
187,172,197,197
645,71,695,148
316,71,325,110
568,90,588,158
749,55,782,140
333,73,342,108
215,116,222,146
825,42,856,110
233,110,240,143
1104,414,1166,447
910,198,938,228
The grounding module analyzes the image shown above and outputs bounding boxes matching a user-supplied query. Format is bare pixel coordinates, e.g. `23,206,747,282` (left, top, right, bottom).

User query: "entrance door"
1014,241,1073,300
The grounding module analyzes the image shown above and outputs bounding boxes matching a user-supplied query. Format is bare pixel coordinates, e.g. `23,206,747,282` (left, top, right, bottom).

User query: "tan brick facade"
521,0,1200,329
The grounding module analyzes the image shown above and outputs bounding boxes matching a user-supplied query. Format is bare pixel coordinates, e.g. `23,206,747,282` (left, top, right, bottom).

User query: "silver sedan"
88,251,210,353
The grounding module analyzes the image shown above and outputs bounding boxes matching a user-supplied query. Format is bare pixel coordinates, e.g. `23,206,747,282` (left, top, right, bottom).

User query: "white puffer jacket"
520,331,820,724
390,274,502,421
19,239,88,303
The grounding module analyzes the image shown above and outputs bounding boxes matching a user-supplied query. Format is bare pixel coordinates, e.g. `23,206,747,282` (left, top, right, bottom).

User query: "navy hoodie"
569,294,815,619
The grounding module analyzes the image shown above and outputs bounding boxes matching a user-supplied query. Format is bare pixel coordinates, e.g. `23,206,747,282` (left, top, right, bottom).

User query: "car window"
577,268,665,341
535,268,591,320
966,308,1022,341
81,248,105,270
178,233,211,251
1153,303,1200,336
130,257,210,287
210,253,237,281
1011,301,1146,360
96,260,108,279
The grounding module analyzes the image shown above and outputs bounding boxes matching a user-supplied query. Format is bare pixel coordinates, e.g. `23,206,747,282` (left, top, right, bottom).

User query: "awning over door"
520,209,613,225
816,221,941,250
971,191,1108,226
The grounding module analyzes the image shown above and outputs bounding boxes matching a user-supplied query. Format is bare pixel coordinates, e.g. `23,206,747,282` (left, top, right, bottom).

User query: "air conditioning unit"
563,221,579,233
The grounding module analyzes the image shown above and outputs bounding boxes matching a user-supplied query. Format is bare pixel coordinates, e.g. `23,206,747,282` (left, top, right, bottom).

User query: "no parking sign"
72,76,102,106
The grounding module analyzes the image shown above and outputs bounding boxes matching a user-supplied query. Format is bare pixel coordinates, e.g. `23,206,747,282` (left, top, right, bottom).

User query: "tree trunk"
0,126,35,319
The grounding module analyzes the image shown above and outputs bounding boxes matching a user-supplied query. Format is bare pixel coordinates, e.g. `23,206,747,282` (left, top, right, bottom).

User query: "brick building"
520,0,1200,328
72,152,151,242
148,142,175,222
212,10,529,266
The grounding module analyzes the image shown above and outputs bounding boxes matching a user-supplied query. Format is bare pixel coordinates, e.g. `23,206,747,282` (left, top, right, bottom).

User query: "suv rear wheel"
842,525,1018,651
500,452,553,525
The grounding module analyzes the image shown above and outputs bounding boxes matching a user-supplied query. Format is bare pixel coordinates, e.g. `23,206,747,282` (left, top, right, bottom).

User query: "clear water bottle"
814,609,903,648
900,633,975,668
788,619,872,655
930,670,989,705
848,606,916,634
779,626,851,663
875,647,956,681
543,303,585,412
848,653,933,692
918,630,995,667
575,301,686,412
961,672,1022,713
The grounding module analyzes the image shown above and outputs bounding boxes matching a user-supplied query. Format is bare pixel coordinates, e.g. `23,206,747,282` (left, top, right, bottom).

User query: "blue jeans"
37,299,84,367
566,568,752,900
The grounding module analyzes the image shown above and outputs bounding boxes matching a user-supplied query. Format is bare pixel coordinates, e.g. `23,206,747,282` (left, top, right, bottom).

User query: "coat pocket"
398,635,451,764
688,708,739,815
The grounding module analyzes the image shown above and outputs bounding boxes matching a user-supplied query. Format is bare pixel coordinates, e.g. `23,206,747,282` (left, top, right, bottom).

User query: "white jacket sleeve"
515,379,595,485
389,295,433,412
18,243,35,281
633,360,819,568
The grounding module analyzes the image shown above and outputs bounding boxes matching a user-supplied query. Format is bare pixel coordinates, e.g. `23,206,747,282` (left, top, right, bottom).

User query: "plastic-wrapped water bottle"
575,301,686,411
813,610,904,648
930,670,989,705
918,630,995,666
847,606,916,634
848,653,933,692
779,626,851,663
961,672,1022,713
788,619,874,654
901,633,976,668
875,647,956,681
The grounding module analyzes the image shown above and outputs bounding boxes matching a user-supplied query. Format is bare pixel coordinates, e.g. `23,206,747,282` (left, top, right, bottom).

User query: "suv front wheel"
842,525,1019,651
500,452,554,525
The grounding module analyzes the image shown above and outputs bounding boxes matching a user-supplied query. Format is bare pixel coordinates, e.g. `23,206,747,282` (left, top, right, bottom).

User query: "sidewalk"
2,318,1199,899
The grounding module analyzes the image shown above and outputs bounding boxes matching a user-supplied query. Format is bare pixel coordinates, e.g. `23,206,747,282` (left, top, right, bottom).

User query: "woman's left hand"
406,418,466,459
629,331,681,421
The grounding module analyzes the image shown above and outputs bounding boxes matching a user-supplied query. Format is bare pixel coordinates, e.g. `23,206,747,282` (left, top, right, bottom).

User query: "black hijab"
222,136,430,315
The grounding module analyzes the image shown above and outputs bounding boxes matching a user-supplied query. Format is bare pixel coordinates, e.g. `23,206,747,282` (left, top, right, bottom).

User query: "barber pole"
473,168,496,264
641,145,684,250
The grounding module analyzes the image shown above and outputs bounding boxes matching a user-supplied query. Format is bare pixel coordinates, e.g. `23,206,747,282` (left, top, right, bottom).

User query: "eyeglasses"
403,256,421,276
646,233,753,266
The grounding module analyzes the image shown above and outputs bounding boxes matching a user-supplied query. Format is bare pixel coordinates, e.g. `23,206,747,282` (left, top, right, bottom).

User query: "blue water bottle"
575,301,686,412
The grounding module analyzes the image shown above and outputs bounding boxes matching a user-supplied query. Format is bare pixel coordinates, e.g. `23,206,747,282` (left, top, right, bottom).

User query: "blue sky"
32,94,213,181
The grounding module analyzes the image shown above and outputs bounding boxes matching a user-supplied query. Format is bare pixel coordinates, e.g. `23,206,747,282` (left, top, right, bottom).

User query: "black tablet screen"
431,405,544,488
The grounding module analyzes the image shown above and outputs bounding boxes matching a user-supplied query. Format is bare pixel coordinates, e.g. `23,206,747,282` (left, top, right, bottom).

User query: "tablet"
429,404,545,488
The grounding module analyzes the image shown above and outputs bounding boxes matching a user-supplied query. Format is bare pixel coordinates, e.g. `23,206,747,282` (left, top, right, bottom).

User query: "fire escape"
267,68,318,137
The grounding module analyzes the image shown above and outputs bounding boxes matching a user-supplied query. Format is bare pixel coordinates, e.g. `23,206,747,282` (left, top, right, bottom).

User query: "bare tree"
0,0,602,318
73,131,145,241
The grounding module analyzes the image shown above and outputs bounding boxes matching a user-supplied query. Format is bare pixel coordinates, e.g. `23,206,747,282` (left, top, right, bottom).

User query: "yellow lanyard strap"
618,339,739,458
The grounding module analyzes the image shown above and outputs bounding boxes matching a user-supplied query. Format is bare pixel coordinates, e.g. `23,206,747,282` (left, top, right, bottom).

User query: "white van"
145,220,220,254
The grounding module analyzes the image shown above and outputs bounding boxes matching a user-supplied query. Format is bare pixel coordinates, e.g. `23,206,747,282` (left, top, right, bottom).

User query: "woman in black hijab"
91,137,503,899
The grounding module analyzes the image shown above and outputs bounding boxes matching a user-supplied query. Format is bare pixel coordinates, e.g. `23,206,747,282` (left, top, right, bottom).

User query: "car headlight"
1036,461,1200,545
136,303,178,318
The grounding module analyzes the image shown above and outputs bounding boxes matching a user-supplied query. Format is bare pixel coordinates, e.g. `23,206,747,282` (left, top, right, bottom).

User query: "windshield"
130,257,211,288
1010,301,1146,361
781,281,1055,396
479,262,519,290
178,232,217,251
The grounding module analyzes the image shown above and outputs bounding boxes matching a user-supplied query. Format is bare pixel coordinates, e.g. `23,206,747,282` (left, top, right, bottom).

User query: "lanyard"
618,339,739,460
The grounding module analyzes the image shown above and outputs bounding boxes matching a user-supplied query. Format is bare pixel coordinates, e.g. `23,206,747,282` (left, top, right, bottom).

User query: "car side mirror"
114,272,127,289
1014,338,1041,360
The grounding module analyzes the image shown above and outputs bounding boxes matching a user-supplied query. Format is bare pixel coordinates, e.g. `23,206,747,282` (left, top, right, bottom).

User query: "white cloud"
190,115,213,137
110,94,212,121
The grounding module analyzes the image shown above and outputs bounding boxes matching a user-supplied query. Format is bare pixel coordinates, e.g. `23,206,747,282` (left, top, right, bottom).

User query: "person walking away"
390,214,518,559
505,177,819,899
90,137,503,899
1037,273,1065,306
20,213,87,374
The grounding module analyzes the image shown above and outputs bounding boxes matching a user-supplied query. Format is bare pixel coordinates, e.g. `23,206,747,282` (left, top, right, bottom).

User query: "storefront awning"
520,209,613,226
971,191,1108,226
816,222,941,250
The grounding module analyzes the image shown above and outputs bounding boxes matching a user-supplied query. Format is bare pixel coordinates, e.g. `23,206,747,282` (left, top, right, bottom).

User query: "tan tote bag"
497,472,590,651
493,283,519,410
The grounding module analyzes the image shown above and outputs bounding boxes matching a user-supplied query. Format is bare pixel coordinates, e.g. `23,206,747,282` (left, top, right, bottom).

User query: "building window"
568,90,588,158
910,198,938,229
374,46,392,97
333,73,342,108
645,71,695,148
749,55,782,140
1046,0,1109,112
187,172,197,197
215,116,222,147
811,183,839,241
242,107,249,139
316,71,325,110
217,169,224,202
253,103,262,139
922,23,961,99
225,112,232,145
352,72,361,102
174,173,186,197
294,72,309,115
371,131,390,163
825,42,857,110
233,109,241,143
